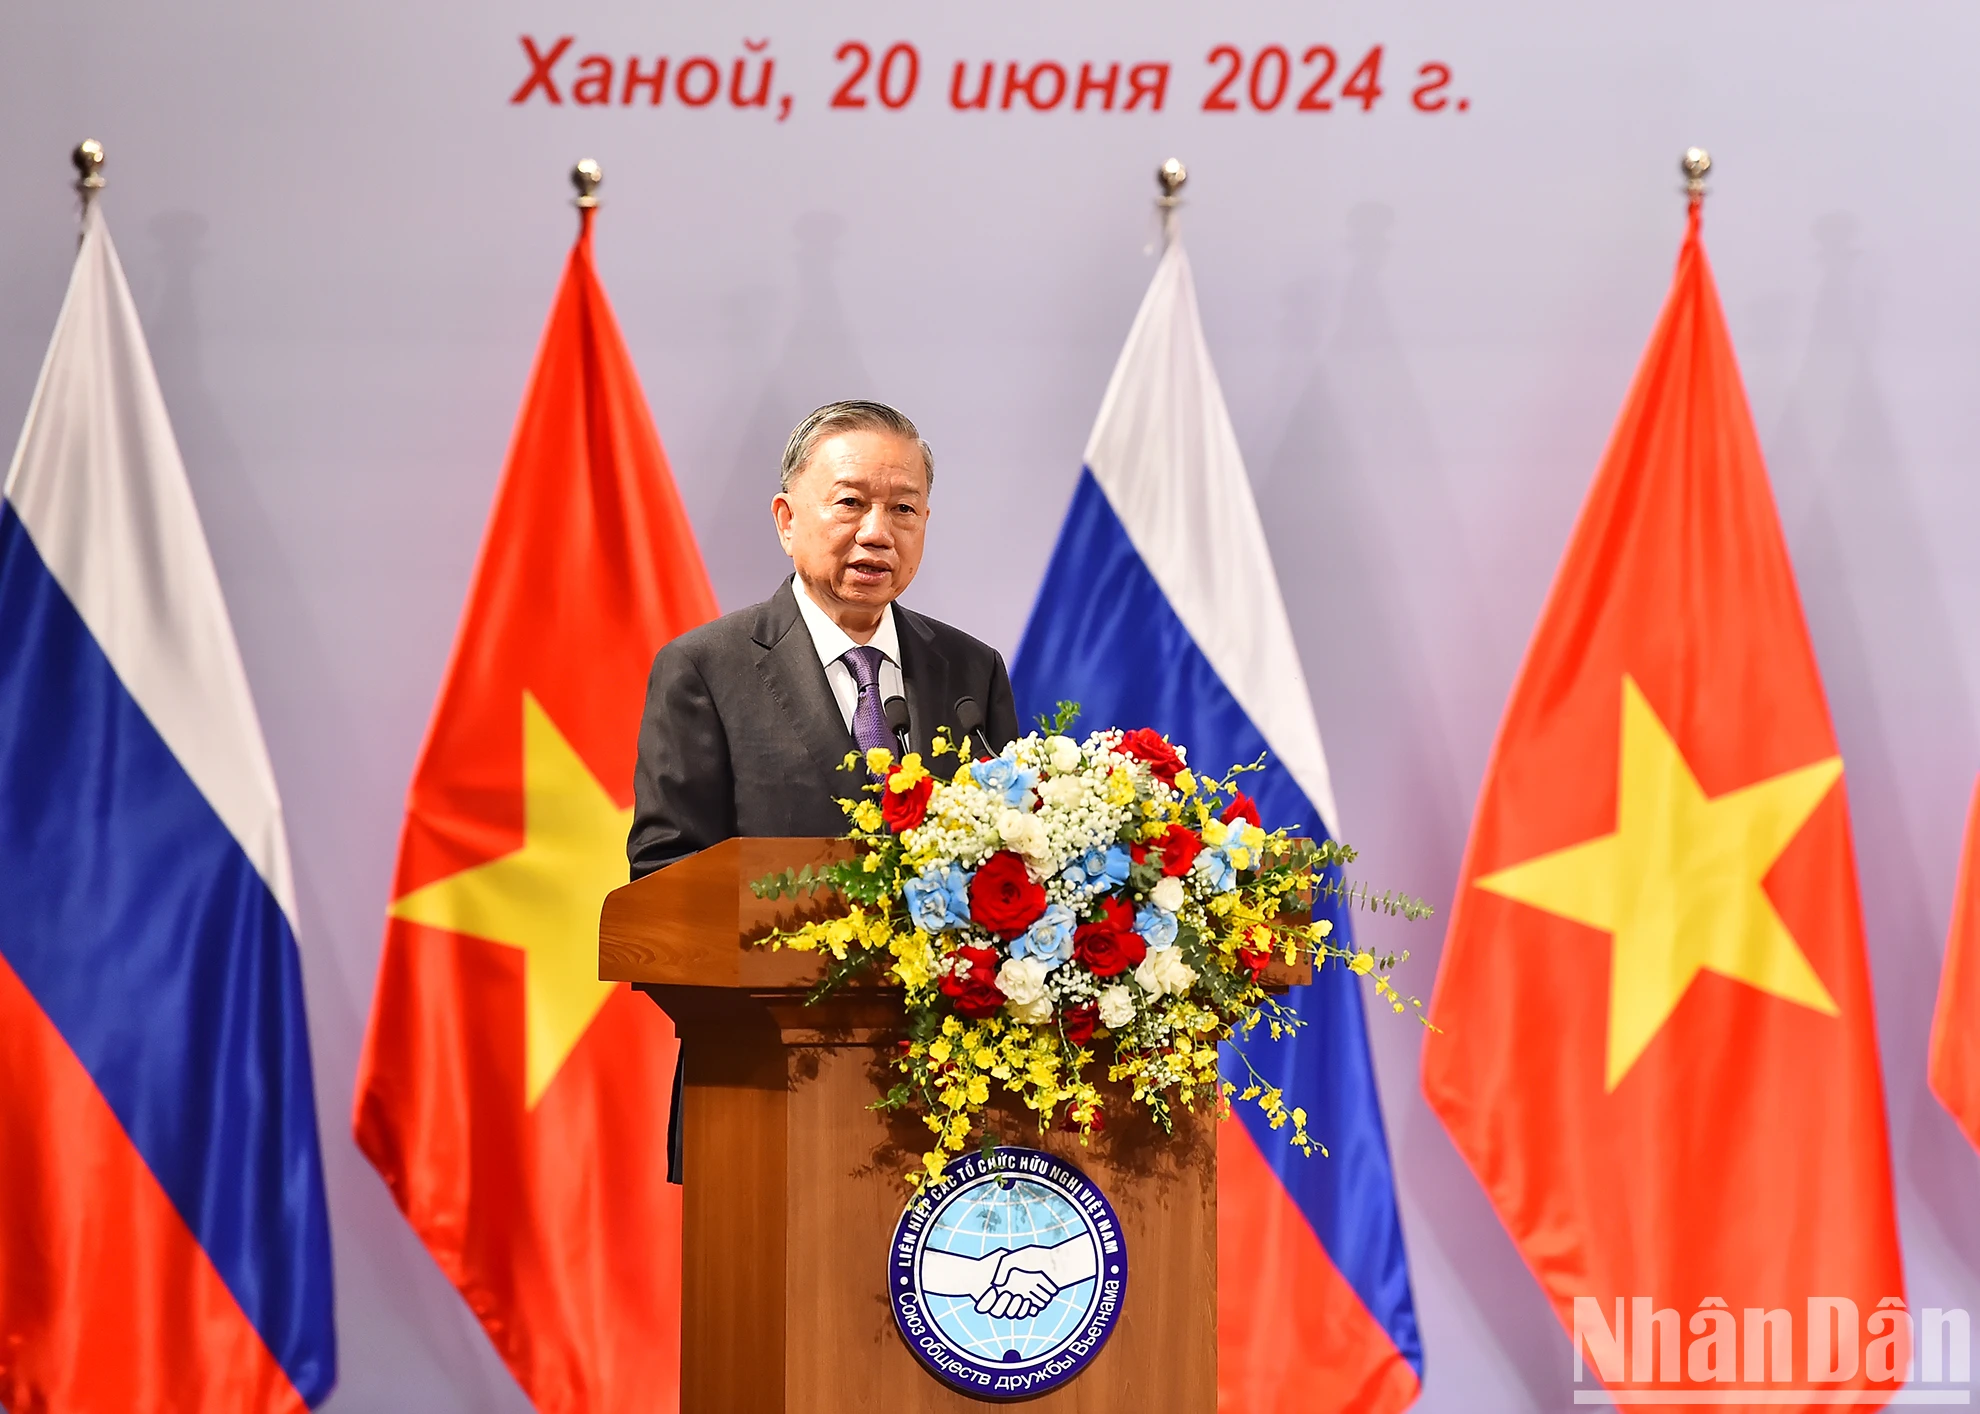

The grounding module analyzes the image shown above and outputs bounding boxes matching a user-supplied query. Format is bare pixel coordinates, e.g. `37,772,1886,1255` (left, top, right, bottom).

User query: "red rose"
1152,823,1203,878
1074,900,1147,978
938,945,1006,1018
968,851,1048,939
1092,896,1135,929
1236,945,1272,981
1116,727,1187,785
1220,793,1262,828
880,771,934,831
1061,1002,1099,1046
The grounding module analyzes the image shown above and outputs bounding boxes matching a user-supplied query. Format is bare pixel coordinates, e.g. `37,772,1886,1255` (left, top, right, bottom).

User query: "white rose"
1134,946,1198,997
997,809,1047,858
996,956,1051,1008
1008,994,1054,1024
1045,735,1082,774
1096,984,1136,1029
1038,775,1087,808
1150,876,1186,913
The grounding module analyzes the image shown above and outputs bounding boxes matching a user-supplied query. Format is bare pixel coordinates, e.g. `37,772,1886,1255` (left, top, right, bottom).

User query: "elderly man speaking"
628,396,1019,877
629,401,1019,1179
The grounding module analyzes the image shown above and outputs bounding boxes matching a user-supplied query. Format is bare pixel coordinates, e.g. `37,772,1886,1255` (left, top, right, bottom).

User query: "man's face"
772,428,930,624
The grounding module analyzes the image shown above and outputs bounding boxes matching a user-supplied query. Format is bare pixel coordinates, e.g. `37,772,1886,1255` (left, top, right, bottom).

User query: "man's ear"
771,492,795,555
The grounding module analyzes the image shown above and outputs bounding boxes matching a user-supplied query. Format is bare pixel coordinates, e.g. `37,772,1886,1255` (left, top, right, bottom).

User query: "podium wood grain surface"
599,838,1218,1412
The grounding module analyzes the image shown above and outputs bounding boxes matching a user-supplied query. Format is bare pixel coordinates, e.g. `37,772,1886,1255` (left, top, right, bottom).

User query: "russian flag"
1012,237,1422,1411
0,202,335,1409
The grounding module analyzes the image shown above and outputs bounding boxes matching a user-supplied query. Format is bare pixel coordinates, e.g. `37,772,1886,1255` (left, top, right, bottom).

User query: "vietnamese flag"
1421,199,1904,1404
1928,777,1980,1152
353,205,716,1412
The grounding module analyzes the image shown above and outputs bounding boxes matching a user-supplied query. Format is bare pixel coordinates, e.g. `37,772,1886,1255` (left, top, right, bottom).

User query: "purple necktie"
841,645,895,755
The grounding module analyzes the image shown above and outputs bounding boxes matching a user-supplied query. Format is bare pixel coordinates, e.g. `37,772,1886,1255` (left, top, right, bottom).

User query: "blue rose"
906,865,971,932
1061,845,1131,894
942,865,973,924
1196,849,1238,894
1134,904,1179,949
1009,903,1077,969
973,756,1038,808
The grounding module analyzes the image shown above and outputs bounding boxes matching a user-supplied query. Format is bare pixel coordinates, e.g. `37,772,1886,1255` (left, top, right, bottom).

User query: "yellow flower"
852,800,884,832
928,1037,952,1063
1349,950,1375,975
1202,818,1230,848
890,753,930,791
893,935,937,991
865,746,894,775
1175,768,1196,796
967,1076,991,1105
923,1151,947,1184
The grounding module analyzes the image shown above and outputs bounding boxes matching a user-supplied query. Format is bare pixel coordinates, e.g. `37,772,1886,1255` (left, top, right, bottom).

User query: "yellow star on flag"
1476,675,1842,1091
389,692,631,1107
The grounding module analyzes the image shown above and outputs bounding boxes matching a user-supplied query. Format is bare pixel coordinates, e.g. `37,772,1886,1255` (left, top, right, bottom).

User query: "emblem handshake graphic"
920,1235,1102,1320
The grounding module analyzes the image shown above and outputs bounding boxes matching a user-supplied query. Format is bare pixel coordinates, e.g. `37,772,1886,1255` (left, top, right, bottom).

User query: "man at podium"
628,399,1020,878
626,400,1020,1179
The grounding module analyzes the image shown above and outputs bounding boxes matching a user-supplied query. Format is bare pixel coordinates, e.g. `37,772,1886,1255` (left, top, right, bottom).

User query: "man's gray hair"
778,400,934,493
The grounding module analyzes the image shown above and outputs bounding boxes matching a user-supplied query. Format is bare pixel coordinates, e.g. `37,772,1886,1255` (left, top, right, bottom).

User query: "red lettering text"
676,56,719,106
730,51,774,107
832,41,870,107
1340,45,1384,110
1001,60,1067,110
1412,61,1451,111
511,34,572,105
572,53,613,105
1076,62,1119,111
877,43,919,108
1298,47,1338,110
1203,45,1241,111
1125,61,1169,111
622,55,667,106
950,60,993,110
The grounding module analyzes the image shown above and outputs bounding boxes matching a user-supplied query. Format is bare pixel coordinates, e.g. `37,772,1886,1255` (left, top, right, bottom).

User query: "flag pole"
1681,145,1711,209
1156,156,1186,249
571,157,601,239
72,139,105,234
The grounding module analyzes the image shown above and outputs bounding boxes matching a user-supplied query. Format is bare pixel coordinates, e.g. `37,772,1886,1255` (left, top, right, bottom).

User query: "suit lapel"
751,580,858,783
896,604,956,772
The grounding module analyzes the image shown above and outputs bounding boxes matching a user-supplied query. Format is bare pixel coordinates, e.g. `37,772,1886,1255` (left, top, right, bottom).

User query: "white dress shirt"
791,579,906,736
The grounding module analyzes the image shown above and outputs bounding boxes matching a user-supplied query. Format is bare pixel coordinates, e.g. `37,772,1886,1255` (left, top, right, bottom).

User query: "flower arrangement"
750,709,1427,1185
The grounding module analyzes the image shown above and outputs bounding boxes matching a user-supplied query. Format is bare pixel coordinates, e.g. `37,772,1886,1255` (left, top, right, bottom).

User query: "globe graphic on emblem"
920,1175,1099,1362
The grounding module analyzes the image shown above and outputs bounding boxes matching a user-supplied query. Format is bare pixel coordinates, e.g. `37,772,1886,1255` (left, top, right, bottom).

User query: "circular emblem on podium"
888,1146,1127,1400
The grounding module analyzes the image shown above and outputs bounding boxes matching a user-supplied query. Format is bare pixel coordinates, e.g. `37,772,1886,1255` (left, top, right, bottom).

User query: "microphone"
952,696,993,760
883,695,912,756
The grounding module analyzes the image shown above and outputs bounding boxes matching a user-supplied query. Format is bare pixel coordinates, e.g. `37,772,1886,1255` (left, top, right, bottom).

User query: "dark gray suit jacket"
627,578,1021,879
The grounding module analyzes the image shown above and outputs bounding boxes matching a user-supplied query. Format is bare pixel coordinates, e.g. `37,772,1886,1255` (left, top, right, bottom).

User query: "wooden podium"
599,838,1220,1412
